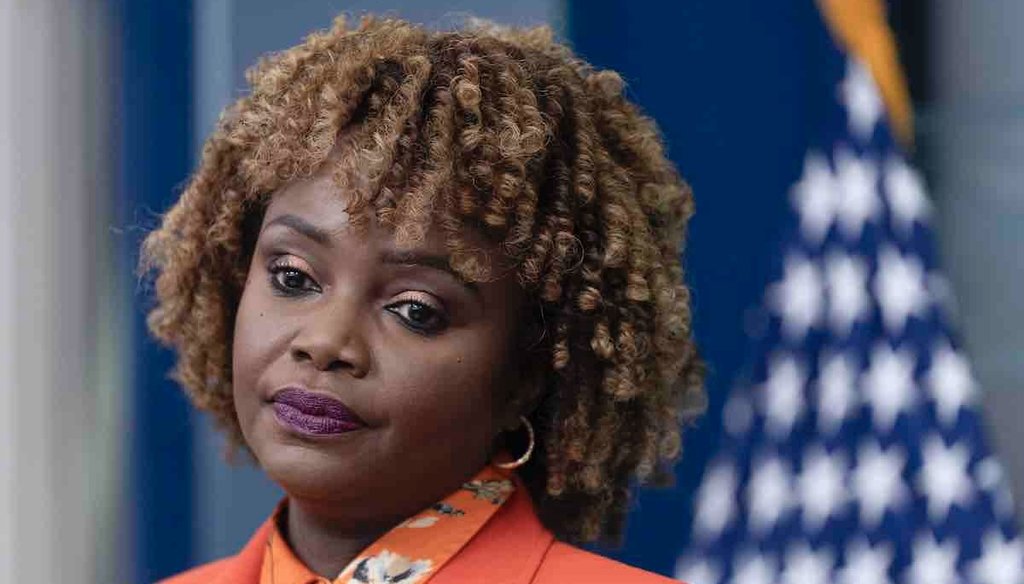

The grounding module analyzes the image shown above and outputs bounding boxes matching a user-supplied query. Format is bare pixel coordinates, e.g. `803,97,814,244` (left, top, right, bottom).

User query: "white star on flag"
884,156,932,238
918,433,974,522
834,147,882,241
693,461,737,540
747,454,793,534
816,351,858,435
862,342,917,433
792,152,838,245
674,555,720,584
769,253,824,341
797,445,848,531
926,342,977,427
840,58,884,141
906,532,960,584
781,543,834,584
838,538,894,584
762,353,807,437
825,250,872,336
733,552,776,584
873,244,929,334
853,439,910,529
970,530,1024,584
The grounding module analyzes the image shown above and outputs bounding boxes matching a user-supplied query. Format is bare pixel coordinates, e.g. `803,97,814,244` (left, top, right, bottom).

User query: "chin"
259,439,364,499
246,412,366,497
255,437,419,529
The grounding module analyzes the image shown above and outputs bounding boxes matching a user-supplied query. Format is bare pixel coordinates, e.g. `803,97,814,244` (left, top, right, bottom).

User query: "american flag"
674,32,1024,584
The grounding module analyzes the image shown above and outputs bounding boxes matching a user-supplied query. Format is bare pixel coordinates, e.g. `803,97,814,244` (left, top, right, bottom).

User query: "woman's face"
232,168,526,530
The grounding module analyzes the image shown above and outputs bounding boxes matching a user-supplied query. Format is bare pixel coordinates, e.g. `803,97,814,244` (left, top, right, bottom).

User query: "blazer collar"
208,477,554,584
208,519,272,584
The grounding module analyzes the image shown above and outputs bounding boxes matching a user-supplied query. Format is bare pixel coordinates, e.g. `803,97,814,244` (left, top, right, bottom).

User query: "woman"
147,14,704,583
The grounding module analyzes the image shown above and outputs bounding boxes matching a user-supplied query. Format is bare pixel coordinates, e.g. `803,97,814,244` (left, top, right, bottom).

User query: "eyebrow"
381,250,480,294
264,213,479,294
264,213,332,247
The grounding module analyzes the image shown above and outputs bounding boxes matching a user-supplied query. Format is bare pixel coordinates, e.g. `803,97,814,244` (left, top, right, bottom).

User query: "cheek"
233,266,287,360
232,283,257,383
378,339,507,447
231,278,278,423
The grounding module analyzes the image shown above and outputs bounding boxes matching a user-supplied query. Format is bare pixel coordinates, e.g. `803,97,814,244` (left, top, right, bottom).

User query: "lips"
271,387,366,436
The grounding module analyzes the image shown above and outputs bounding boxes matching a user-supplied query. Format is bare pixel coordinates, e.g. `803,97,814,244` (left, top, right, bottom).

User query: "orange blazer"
160,485,681,584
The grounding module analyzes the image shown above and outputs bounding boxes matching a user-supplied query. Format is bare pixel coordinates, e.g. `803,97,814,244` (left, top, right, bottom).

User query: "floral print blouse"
259,466,515,584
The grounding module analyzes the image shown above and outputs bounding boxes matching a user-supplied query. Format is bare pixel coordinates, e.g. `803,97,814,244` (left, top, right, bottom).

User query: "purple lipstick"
271,387,366,436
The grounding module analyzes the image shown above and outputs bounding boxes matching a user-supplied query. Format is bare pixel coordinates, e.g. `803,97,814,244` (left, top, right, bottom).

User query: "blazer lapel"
430,483,555,584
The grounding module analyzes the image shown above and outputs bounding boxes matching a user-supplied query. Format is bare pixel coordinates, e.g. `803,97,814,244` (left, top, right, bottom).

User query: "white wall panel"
0,1,115,582
930,0,1024,517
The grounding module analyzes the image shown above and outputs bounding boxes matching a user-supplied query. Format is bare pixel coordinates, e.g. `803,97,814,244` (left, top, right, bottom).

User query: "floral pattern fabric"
260,466,514,584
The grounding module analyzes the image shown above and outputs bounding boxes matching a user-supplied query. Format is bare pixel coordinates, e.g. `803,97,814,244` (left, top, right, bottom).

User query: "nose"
289,299,370,377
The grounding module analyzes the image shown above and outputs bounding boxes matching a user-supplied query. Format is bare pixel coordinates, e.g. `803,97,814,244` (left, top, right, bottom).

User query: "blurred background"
1,0,1021,582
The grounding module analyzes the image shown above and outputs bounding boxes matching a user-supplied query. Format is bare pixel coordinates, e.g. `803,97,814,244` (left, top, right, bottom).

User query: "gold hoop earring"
495,415,535,470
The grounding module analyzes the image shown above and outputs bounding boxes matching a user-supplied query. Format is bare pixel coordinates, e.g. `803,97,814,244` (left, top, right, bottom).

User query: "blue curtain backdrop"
567,0,835,575
114,1,194,582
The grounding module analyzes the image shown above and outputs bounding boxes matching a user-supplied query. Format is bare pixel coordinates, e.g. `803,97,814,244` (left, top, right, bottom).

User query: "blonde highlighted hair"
142,15,705,543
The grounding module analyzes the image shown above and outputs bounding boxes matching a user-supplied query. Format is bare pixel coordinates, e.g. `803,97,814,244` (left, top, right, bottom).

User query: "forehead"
264,172,355,236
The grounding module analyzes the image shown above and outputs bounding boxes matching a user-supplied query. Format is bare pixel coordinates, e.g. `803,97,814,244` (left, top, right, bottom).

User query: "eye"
267,260,321,296
385,299,449,335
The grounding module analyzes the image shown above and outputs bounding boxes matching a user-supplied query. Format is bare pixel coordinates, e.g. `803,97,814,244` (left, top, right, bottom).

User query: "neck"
282,498,393,579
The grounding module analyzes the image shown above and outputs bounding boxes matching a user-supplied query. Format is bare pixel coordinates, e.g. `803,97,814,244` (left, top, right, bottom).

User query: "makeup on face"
232,166,526,531
271,386,367,437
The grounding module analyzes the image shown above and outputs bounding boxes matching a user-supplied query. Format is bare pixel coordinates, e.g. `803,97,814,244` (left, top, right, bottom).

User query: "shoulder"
533,541,680,584
435,482,678,584
439,478,679,584
156,557,235,584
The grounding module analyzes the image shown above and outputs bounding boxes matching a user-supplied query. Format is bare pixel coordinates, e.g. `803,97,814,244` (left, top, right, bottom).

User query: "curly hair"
141,14,705,544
